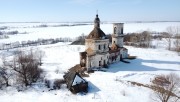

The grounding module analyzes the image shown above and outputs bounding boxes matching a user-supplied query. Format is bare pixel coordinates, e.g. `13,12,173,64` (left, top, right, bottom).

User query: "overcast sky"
0,0,180,22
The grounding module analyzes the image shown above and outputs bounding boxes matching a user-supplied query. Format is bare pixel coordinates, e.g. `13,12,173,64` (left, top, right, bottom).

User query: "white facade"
85,39,109,70
85,39,109,53
86,54,109,70
112,23,124,48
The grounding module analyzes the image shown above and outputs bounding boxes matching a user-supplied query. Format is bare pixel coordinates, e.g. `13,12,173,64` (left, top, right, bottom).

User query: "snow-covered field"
0,42,180,102
0,22,180,102
1,22,180,43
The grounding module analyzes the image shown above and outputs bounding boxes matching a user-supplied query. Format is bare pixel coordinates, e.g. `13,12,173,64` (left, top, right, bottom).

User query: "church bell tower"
112,23,124,47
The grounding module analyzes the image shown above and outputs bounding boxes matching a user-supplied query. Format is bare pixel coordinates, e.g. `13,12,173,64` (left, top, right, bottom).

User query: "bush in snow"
0,77,4,88
55,69,60,74
0,31,3,35
53,79,65,90
0,26,7,30
7,31,18,35
45,79,51,88
120,90,126,96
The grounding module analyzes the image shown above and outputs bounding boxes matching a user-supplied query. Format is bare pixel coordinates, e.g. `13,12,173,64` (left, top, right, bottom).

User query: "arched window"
104,44,106,49
99,45,101,50
99,61,101,66
121,28,123,34
114,27,117,34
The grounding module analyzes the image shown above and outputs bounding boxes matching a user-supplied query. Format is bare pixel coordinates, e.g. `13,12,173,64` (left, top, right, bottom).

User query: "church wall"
85,39,109,53
93,54,109,67
123,50,128,58
113,23,124,35
79,52,87,67
86,53,109,71
112,37,124,47
119,37,124,48
120,49,128,59
112,23,124,48
85,39,96,52
108,51,120,64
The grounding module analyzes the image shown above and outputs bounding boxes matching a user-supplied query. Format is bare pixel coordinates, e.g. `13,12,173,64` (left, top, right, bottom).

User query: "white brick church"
80,14,128,71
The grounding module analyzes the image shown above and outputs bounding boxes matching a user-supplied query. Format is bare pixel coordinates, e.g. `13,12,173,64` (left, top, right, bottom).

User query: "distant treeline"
0,37,72,50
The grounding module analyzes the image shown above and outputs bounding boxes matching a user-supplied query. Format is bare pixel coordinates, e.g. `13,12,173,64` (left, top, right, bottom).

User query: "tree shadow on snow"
107,58,180,73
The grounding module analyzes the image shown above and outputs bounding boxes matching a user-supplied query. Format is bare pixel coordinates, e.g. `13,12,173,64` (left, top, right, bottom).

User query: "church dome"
94,14,100,23
86,14,107,39
86,27,106,39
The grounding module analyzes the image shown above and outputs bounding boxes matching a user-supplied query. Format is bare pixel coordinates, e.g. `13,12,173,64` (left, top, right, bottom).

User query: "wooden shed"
63,72,88,93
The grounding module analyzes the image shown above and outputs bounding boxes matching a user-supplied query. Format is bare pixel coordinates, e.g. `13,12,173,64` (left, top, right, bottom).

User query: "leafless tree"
173,26,180,55
35,49,45,66
0,67,12,87
151,73,180,102
142,31,152,47
164,27,175,50
11,50,43,87
0,54,13,87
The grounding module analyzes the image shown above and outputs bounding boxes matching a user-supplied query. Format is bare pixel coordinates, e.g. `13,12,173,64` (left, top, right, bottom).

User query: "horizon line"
0,21,180,23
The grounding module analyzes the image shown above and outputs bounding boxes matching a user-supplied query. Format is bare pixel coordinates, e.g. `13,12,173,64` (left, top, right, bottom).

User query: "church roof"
86,27,106,39
63,71,85,89
86,14,107,39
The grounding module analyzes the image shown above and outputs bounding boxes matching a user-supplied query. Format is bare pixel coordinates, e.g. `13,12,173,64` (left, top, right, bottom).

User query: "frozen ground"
0,22,180,102
0,42,180,102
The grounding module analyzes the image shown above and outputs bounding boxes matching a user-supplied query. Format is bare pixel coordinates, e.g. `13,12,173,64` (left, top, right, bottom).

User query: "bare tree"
164,26,180,53
174,37,180,55
173,26,180,55
0,67,12,87
0,54,13,87
164,27,175,50
142,31,152,47
35,49,45,66
11,50,43,87
151,73,180,102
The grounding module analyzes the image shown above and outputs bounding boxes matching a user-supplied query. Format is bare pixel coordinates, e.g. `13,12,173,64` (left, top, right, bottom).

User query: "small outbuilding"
63,72,88,93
